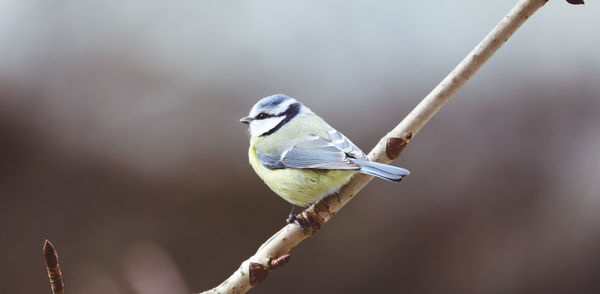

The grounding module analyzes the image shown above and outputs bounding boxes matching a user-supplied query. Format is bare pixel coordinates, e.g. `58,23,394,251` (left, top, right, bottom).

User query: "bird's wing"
326,128,369,161
256,134,362,170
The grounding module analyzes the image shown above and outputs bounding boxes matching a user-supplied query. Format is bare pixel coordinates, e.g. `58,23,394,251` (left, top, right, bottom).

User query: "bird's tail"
352,159,410,182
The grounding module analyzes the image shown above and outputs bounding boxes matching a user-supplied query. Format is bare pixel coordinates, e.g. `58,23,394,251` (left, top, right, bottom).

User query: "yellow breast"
248,140,355,207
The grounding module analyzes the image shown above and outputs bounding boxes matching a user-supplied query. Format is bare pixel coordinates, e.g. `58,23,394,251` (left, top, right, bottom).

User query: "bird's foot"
286,205,310,234
286,205,297,224
285,213,296,225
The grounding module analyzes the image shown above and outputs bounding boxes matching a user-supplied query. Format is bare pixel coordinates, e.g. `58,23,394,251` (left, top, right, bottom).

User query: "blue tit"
240,94,410,224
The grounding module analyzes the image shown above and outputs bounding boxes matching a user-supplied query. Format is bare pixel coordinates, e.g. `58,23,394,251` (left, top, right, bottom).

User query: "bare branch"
43,240,65,294
199,0,551,293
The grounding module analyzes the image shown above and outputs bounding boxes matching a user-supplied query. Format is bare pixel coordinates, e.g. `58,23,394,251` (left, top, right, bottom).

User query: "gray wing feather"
257,134,361,170
256,153,285,169
326,129,368,160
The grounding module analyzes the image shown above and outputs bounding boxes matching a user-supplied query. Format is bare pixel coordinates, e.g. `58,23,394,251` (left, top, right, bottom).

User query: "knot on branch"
385,131,413,160
249,254,291,286
296,199,334,235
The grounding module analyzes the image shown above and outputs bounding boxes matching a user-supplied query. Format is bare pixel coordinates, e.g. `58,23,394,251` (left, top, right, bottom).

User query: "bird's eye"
256,113,269,120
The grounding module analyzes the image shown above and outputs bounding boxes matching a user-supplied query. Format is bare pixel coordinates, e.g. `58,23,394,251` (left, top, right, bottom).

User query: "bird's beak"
239,116,251,124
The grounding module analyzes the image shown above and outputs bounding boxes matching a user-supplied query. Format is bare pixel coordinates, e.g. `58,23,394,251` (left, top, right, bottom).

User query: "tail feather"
351,159,410,182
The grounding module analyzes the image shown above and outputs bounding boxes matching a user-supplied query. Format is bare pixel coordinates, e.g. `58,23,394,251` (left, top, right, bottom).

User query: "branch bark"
43,240,65,294
199,0,550,293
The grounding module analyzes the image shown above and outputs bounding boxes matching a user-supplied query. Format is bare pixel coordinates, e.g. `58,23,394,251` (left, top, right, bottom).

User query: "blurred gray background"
1,1,599,293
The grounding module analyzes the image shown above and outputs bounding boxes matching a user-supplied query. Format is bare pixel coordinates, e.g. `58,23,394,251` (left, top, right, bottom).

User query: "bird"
240,94,410,227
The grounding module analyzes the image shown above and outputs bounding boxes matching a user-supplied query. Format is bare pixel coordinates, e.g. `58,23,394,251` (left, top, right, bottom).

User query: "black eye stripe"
259,102,301,136
255,106,292,120
256,113,271,120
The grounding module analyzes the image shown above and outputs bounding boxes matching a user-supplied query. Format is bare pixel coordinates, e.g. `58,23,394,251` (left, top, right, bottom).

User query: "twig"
43,240,65,294
199,0,554,293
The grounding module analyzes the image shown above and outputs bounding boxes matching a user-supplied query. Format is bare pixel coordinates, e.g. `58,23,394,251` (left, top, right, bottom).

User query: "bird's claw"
286,212,309,235
285,213,296,224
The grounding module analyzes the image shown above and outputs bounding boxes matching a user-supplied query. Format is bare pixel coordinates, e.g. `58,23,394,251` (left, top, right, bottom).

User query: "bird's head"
240,94,310,137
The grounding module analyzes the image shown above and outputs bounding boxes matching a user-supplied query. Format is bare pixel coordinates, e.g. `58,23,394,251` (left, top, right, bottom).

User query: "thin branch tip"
43,239,64,294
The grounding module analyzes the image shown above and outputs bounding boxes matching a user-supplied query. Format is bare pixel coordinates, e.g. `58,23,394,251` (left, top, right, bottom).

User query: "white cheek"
250,116,286,137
